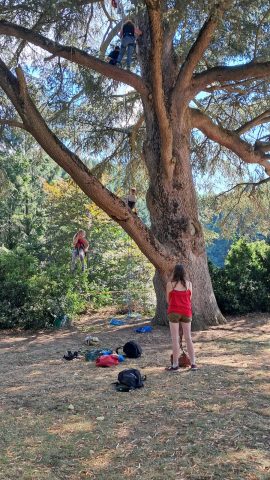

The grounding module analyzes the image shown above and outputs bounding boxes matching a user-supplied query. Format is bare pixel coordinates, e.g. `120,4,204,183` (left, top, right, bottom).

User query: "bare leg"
169,321,180,367
181,322,196,365
79,248,85,272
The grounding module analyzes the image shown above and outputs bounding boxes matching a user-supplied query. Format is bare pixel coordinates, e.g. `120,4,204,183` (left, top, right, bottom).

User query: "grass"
0,310,269,480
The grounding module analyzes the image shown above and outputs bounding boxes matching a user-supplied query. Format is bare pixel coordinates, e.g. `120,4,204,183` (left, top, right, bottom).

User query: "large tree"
0,0,269,328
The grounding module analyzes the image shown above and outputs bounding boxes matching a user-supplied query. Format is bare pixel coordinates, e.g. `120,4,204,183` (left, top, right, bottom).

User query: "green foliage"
0,177,154,330
0,147,60,249
210,239,270,314
0,247,88,329
200,185,270,266
200,185,270,241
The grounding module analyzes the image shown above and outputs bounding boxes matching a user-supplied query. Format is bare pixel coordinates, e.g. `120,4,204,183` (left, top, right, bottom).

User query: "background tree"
0,0,269,327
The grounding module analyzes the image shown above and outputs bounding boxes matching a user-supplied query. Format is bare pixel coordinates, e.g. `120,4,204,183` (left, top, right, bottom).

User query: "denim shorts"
168,312,192,323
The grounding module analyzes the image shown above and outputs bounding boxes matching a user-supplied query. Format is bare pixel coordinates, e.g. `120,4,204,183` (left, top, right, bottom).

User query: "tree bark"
143,109,225,328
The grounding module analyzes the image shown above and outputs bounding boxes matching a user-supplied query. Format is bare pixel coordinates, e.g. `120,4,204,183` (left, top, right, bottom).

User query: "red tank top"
167,289,192,317
75,238,87,250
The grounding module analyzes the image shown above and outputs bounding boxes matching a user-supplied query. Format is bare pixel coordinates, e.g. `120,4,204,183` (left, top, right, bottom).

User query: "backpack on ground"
96,354,119,367
170,350,191,368
85,349,112,361
114,368,146,392
116,341,142,358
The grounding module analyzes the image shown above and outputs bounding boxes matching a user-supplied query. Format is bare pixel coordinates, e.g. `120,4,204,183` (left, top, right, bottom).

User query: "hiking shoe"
63,351,79,361
63,351,74,361
190,364,198,371
165,365,179,372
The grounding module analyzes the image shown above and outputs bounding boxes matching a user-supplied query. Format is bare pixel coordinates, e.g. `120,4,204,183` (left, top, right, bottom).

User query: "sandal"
165,365,179,371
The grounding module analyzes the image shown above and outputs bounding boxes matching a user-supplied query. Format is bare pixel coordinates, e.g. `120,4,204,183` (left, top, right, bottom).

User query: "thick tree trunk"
144,116,225,328
153,270,168,325
135,4,225,328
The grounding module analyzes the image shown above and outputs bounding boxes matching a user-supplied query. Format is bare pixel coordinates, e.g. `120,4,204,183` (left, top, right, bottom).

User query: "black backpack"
116,341,142,359
115,369,146,392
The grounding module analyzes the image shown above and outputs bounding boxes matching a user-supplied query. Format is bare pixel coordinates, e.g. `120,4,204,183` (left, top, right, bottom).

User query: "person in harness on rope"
116,20,142,70
71,229,89,273
126,187,137,214
107,45,120,65
111,0,123,14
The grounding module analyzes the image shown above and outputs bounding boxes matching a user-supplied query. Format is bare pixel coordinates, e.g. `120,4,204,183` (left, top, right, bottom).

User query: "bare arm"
135,27,142,37
83,239,89,251
189,281,192,300
73,234,78,246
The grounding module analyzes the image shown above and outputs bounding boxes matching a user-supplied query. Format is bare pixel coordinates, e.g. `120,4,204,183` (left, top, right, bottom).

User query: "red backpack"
96,354,119,367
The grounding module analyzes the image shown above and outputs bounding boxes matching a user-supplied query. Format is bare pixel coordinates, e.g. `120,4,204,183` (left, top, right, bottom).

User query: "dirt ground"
0,310,269,480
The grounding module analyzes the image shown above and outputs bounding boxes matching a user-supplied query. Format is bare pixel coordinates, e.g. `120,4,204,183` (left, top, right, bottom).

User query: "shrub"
0,248,87,329
210,239,270,314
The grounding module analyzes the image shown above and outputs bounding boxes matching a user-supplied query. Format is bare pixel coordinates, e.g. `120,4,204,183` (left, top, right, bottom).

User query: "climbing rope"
69,47,77,148
123,91,136,317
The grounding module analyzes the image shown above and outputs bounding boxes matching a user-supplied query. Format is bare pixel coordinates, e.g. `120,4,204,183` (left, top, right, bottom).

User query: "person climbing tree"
111,0,123,14
71,229,89,273
116,20,142,70
165,264,197,371
107,45,120,65
126,187,137,214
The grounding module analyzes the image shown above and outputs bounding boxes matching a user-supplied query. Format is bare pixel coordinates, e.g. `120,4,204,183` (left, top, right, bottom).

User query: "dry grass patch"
0,311,269,479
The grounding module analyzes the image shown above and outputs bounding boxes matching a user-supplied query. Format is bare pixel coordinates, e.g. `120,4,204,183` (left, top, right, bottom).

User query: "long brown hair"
171,264,187,289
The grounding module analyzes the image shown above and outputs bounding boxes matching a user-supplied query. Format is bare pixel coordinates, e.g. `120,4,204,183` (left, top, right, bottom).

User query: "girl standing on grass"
165,264,197,371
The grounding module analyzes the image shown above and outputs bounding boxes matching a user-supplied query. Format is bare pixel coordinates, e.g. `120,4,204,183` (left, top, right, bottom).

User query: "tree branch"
235,110,270,135
0,118,26,130
190,107,270,175
99,18,127,58
219,187,247,226
194,61,270,93
173,1,230,98
255,139,270,153
0,58,174,272
0,20,148,99
145,0,173,176
216,177,270,198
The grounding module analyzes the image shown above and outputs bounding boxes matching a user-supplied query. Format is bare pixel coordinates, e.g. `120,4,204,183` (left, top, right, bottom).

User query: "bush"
210,239,270,314
0,248,87,329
